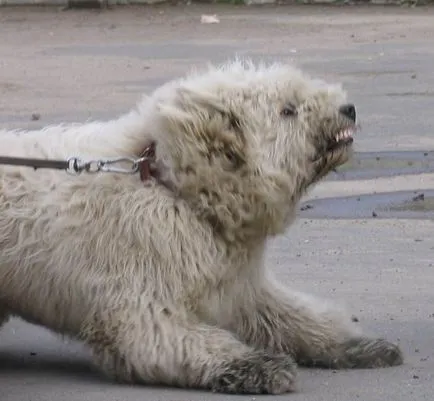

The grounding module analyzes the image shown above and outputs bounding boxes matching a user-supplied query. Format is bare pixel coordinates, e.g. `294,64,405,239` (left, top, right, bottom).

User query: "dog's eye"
280,103,297,117
225,150,244,169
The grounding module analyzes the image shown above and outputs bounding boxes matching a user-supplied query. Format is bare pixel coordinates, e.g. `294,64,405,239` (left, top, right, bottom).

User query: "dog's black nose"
339,104,356,122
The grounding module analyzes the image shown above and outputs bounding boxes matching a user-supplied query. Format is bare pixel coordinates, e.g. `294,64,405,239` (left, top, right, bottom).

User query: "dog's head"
142,60,356,242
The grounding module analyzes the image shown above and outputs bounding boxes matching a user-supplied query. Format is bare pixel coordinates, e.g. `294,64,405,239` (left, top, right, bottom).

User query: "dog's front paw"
339,337,403,369
211,351,297,394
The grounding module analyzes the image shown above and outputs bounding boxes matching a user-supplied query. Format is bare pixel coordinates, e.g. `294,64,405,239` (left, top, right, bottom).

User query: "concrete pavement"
1,5,434,401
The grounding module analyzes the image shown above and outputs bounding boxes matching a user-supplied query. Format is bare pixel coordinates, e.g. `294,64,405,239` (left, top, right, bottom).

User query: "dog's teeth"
334,129,354,144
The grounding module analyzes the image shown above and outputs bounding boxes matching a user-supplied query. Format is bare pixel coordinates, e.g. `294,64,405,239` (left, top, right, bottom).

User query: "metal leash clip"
66,156,147,175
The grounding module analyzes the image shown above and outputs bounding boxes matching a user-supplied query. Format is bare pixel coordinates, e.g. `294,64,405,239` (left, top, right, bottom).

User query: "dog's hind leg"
83,302,297,394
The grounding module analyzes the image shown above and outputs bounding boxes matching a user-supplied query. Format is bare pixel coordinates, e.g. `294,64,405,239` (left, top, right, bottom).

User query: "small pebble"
412,193,424,202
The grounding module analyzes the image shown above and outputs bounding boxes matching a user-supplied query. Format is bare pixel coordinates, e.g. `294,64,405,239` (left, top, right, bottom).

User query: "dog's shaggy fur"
0,60,402,394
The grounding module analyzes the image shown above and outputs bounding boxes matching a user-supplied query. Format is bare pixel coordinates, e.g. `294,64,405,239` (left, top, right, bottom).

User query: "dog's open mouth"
310,124,357,178
327,126,355,152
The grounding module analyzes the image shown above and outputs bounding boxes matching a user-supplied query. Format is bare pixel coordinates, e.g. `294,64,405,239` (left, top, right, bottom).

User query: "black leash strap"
0,151,153,175
0,156,70,171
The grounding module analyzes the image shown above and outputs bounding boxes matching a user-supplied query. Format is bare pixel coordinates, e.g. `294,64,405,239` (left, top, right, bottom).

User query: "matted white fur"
0,59,402,394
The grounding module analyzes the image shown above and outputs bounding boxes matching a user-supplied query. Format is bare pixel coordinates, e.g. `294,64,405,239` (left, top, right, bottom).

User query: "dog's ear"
176,87,229,115
157,86,228,134
156,86,246,170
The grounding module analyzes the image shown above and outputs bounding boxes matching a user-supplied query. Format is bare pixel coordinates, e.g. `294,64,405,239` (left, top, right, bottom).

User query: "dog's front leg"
82,299,297,394
232,277,403,369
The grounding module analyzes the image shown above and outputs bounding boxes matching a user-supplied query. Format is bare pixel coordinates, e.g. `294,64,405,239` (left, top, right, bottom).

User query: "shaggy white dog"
0,60,402,394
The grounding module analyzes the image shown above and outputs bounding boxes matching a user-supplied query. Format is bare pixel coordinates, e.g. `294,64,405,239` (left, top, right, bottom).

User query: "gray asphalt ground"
1,4,434,401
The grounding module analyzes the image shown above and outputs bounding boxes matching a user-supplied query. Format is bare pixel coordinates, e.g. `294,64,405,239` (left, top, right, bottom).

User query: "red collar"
137,142,174,192
138,142,156,182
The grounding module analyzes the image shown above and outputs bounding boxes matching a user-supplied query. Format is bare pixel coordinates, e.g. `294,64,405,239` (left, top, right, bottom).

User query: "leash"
0,143,156,180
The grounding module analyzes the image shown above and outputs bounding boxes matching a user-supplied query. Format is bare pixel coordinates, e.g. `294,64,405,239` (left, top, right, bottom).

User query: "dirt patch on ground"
331,151,434,181
299,190,434,219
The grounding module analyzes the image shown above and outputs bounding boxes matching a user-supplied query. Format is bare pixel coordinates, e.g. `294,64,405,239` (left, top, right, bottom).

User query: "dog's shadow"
0,350,109,383
0,351,234,397
0,350,207,394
